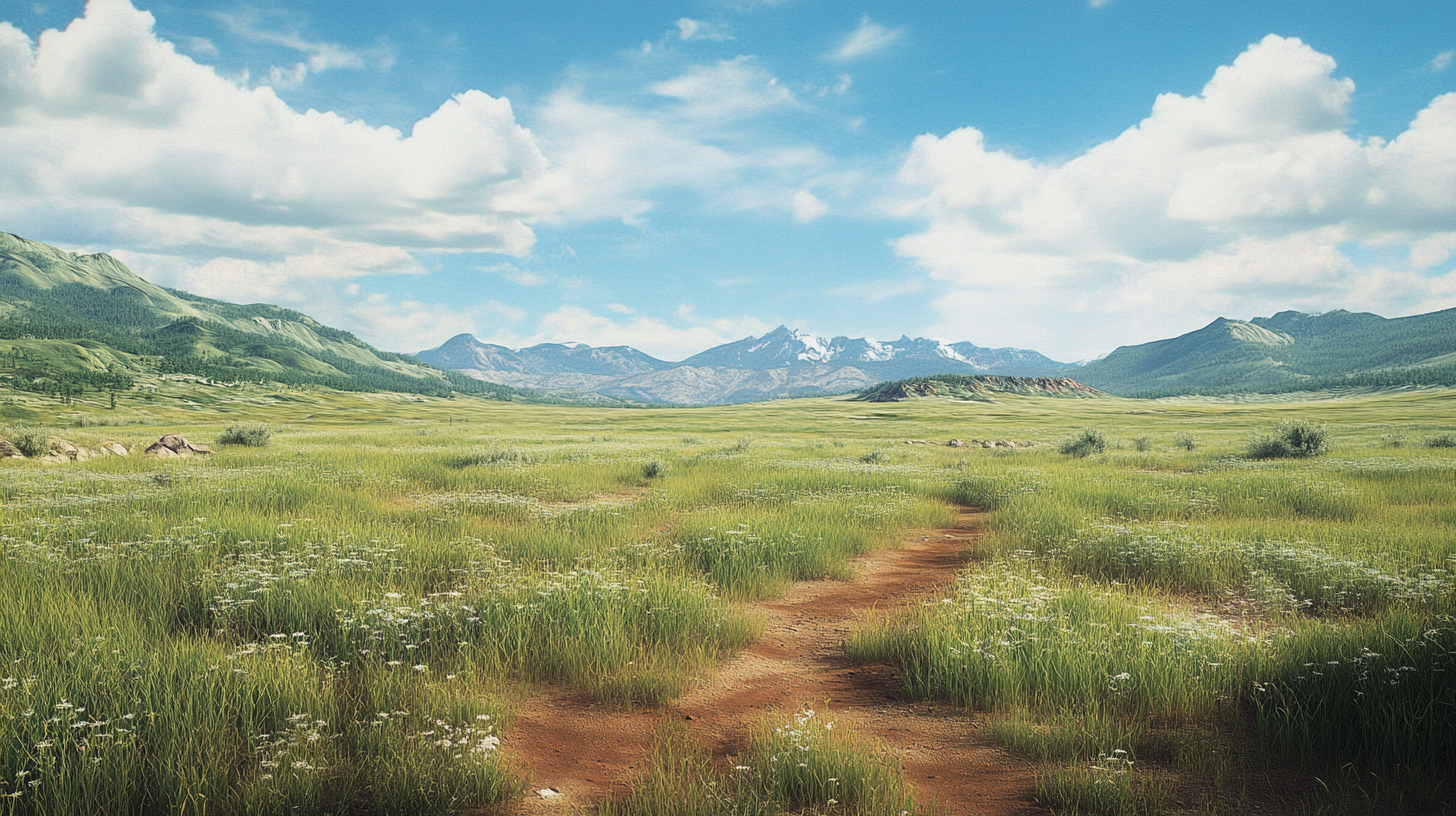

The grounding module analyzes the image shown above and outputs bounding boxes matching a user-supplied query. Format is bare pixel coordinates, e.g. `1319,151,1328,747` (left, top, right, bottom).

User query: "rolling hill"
0,231,514,400
856,374,1105,402
1070,309,1456,396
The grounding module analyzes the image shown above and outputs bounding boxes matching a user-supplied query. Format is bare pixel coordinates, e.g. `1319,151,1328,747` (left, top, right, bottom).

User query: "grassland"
1,383,1453,814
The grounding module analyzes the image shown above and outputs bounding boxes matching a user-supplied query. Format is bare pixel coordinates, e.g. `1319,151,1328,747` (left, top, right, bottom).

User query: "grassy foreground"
1,384,1453,814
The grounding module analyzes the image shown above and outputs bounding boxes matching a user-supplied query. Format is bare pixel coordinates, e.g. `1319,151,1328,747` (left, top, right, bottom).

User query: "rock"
145,434,213,457
947,439,966,448
49,439,93,462
0,439,23,459
100,442,128,456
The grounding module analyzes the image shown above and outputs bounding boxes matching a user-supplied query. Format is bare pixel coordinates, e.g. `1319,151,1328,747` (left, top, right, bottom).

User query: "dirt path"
500,510,1043,814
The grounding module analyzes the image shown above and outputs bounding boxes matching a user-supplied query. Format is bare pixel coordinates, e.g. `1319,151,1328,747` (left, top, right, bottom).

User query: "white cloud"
486,304,772,361
0,0,571,314
1432,50,1453,72
528,57,826,223
211,8,391,88
182,36,216,56
649,56,795,121
891,35,1456,359
791,189,827,222
833,16,903,62
676,18,732,42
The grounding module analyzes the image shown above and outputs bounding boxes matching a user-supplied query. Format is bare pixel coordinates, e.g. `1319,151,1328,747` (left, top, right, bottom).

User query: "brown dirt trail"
499,510,1043,815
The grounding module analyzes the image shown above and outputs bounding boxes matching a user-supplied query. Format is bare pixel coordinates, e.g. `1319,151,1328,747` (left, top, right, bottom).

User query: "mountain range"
417,305,1456,404
3,231,1453,406
415,328,1064,404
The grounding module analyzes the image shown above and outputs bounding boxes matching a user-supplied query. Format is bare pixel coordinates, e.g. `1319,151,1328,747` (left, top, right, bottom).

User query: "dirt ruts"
499,510,1043,815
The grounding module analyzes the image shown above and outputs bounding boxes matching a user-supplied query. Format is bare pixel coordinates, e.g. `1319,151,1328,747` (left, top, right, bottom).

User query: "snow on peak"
934,342,970,363
858,338,895,362
792,329,833,362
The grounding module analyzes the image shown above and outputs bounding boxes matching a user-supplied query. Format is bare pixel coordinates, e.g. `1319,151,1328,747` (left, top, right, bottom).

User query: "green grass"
602,711,923,816
2,383,1454,813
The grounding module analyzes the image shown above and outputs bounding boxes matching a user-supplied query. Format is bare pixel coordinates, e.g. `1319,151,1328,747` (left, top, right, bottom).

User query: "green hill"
1071,309,1456,396
856,374,1105,402
0,231,515,400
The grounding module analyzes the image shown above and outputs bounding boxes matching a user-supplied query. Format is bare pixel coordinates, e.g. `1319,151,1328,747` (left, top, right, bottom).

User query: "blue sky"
1,0,1453,361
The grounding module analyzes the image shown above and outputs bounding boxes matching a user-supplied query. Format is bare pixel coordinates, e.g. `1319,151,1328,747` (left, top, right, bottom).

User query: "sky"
0,0,1453,363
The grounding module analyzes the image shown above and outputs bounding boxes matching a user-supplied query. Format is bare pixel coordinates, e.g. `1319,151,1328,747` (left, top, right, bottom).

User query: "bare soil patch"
498,510,1044,814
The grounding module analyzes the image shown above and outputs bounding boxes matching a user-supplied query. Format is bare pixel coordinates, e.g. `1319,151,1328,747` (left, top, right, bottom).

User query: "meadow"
0,381,1453,815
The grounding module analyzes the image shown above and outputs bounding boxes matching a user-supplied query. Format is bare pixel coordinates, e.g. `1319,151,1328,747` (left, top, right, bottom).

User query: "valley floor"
0,385,1452,814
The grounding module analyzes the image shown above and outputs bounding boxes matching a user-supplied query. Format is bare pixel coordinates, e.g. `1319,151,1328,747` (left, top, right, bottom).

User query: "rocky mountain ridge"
417,326,1065,405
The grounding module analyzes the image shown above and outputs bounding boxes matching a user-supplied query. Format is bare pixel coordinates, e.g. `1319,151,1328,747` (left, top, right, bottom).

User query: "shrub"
1173,432,1197,452
1059,427,1108,458
859,449,889,464
218,422,271,447
1247,419,1329,459
7,425,50,457
1379,432,1408,448
448,447,536,468
1424,433,1456,449
1132,436,1153,452
643,459,669,479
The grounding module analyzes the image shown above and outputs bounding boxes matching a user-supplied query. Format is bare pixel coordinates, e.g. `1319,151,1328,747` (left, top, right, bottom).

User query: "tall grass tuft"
604,710,923,816
1424,432,1456,448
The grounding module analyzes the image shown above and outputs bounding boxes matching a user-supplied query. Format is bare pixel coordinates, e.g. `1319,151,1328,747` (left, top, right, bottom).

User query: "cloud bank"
893,35,1456,358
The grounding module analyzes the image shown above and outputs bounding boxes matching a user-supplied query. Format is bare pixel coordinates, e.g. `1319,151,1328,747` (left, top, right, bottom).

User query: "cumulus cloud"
832,16,903,61
891,35,1456,359
0,0,598,352
0,1,557,251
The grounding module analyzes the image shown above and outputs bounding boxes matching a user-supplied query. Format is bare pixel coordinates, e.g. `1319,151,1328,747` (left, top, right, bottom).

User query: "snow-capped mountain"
416,327,1065,405
680,326,1062,374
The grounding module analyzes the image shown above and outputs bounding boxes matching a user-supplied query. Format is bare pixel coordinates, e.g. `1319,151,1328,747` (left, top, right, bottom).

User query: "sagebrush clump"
7,425,50,457
217,422,272,447
1247,419,1330,459
1059,427,1108,458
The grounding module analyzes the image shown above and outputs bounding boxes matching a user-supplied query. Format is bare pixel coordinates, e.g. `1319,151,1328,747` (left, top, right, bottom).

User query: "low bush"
643,459,669,479
1059,427,1108,458
1424,433,1456,449
218,422,271,447
1173,432,1197,452
1247,419,1329,459
1132,436,1153,452
7,425,50,457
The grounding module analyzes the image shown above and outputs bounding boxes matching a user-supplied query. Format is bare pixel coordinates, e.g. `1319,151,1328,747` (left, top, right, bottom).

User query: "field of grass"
1,383,1453,814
